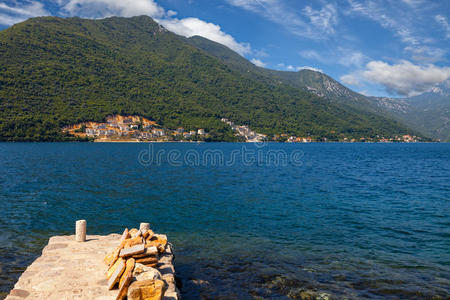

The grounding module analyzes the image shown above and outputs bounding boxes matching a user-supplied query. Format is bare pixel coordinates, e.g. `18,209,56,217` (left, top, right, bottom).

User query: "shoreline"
0,140,445,143
82,139,446,143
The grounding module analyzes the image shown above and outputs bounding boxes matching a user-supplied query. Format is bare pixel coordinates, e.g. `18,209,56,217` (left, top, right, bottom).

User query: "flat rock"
133,263,162,281
108,259,125,290
119,244,145,258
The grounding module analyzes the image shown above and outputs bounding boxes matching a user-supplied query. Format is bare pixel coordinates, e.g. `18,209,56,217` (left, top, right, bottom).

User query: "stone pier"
5,234,180,300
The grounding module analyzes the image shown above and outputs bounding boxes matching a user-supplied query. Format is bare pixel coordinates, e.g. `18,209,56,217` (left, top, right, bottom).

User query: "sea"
0,142,449,299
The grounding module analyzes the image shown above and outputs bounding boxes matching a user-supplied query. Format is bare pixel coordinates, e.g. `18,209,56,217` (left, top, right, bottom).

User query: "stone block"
143,229,154,239
162,291,179,300
132,246,158,259
108,259,126,290
104,246,122,266
136,256,158,265
119,228,130,243
127,279,166,300
133,263,162,281
116,271,132,300
107,258,124,279
139,223,150,232
145,235,167,254
119,244,145,258
119,258,135,288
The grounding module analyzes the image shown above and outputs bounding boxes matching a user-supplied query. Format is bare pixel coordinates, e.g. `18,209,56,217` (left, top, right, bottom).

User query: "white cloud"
276,63,322,73
61,0,165,18
435,15,450,39
226,0,338,40
0,1,48,25
166,10,177,17
340,74,361,86
362,60,450,96
158,17,250,55
297,66,323,73
250,58,266,67
286,65,295,71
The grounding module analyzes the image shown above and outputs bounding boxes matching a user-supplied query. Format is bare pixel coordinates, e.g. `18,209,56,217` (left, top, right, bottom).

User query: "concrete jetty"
6,226,180,300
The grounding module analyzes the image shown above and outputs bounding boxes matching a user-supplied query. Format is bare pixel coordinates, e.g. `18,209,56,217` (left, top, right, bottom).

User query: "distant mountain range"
369,80,449,141
0,15,440,141
187,35,449,141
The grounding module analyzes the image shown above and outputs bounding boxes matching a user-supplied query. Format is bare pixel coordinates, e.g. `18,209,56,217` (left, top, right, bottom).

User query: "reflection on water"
0,142,449,299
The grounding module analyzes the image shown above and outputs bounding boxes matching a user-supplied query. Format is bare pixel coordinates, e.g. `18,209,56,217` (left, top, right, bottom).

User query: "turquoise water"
0,142,449,299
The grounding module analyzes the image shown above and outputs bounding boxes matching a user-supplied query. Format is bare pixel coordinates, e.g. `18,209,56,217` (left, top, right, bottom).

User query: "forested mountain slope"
0,16,418,141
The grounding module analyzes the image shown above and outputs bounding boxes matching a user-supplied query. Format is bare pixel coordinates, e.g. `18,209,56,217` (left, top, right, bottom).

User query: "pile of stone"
104,223,178,300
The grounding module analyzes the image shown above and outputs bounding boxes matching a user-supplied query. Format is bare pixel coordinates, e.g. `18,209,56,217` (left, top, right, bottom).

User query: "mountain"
0,16,419,141
187,35,448,141
186,36,384,113
370,80,450,141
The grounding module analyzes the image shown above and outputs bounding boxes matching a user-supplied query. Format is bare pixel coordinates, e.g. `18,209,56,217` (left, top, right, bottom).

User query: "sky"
0,0,449,98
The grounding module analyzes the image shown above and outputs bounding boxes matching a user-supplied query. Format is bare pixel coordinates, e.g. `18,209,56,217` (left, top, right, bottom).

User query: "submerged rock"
287,288,332,300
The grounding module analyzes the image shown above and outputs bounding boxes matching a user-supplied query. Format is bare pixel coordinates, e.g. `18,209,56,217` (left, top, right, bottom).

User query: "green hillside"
187,35,444,141
0,16,419,141
186,35,398,115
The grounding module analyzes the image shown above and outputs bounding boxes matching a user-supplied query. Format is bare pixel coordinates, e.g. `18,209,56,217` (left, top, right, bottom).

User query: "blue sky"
0,0,449,97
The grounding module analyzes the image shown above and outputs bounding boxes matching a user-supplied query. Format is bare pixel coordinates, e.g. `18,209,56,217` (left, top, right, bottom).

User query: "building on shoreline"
221,118,266,142
63,115,208,142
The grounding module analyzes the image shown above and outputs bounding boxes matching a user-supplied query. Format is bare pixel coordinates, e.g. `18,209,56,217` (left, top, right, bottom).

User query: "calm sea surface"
0,142,449,299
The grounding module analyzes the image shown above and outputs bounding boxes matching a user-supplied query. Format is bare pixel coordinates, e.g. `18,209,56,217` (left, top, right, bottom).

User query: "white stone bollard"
140,222,150,232
76,220,87,242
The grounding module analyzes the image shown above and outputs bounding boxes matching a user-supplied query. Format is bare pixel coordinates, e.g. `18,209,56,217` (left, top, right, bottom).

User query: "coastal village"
63,115,423,143
63,115,208,142
220,118,421,143
221,118,267,142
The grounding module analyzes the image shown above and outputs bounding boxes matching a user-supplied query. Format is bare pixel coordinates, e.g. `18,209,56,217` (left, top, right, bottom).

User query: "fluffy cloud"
0,1,48,25
362,60,450,96
60,0,165,18
297,66,323,73
276,63,322,73
250,58,266,67
158,17,250,55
